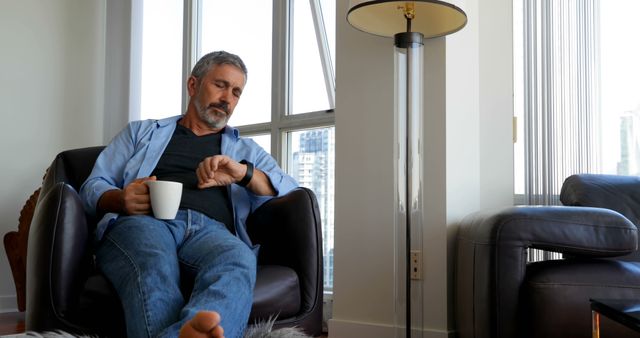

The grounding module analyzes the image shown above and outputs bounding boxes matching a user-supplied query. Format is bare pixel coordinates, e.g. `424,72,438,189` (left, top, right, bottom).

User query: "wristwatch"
237,160,254,187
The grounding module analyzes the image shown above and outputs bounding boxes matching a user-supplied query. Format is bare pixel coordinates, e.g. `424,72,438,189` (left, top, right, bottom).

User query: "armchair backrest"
42,146,105,192
561,174,640,227
38,146,105,232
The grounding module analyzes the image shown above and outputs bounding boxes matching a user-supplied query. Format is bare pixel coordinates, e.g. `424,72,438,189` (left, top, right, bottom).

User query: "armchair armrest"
26,182,92,332
455,205,637,338
246,187,323,322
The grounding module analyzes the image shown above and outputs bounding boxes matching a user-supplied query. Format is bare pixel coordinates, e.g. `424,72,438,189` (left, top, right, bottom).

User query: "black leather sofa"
455,174,640,338
25,147,323,337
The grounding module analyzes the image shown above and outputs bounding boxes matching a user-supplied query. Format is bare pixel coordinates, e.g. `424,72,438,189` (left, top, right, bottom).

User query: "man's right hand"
98,176,157,215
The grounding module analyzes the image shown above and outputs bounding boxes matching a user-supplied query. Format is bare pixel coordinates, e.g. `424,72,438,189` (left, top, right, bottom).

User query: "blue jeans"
95,209,256,338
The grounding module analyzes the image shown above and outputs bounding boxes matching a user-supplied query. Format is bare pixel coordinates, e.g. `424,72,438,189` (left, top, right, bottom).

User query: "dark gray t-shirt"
151,123,234,232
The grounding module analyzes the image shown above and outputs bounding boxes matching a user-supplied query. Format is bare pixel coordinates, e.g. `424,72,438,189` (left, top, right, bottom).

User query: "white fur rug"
244,319,311,338
14,319,312,338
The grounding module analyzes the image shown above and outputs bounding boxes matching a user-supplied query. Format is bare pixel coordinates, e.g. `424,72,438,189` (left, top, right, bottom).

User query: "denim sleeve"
250,153,297,211
79,122,138,216
232,138,297,212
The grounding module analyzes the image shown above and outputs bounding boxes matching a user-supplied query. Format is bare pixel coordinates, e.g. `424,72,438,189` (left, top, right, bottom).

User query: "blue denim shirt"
79,115,298,249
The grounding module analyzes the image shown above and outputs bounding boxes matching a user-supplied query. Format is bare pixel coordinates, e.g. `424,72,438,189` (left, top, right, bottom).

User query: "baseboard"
0,295,18,313
322,293,333,333
328,318,396,338
328,318,454,338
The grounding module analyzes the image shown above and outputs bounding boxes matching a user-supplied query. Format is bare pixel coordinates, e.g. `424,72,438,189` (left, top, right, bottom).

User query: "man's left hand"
196,155,245,189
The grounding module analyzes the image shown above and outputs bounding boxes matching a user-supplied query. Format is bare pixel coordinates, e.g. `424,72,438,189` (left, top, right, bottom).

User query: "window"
600,0,640,175
513,0,640,204
137,0,336,291
139,0,183,119
291,0,335,115
287,127,335,289
200,0,272,126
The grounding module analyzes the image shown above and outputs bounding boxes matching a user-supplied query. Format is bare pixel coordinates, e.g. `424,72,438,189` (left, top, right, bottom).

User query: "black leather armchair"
25,147,323,337
455,174,640,338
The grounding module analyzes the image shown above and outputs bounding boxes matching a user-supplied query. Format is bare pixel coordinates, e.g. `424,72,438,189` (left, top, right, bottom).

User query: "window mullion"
309,0,335,108
129,0,143,121
181,0,200,112
281,110,335,129
272,0,291,166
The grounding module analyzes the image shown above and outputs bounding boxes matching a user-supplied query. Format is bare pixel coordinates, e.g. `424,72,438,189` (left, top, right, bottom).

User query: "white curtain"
521,0,601,205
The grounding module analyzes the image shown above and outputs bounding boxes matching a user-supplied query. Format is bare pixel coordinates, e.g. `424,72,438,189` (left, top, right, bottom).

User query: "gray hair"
191,50,248,82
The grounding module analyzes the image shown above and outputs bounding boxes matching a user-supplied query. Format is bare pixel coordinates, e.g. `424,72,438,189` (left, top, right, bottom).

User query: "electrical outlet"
410,250,421,280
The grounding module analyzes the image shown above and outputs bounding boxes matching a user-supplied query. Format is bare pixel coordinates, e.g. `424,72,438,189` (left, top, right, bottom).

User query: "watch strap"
237,160,254,187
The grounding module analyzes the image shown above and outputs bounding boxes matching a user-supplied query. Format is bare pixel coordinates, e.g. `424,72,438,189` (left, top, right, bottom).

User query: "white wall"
0,0,107,311
331,0,513,337
332,1,398,334
0,3,514,337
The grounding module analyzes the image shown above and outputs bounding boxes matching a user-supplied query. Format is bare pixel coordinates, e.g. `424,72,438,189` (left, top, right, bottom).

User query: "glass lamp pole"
394,21,424,338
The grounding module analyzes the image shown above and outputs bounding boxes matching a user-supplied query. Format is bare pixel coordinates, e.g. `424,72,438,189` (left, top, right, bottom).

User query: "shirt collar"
155,115,239,139
155,115,183,127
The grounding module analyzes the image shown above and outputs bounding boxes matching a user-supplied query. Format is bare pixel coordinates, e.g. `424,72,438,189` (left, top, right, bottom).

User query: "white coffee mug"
145,180,183,219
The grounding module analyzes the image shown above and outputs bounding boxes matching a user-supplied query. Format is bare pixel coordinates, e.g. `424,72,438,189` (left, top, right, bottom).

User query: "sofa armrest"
561,174,640,227
246,187,323,324
460,206,637,257
26,183,92,332
455,206,637,338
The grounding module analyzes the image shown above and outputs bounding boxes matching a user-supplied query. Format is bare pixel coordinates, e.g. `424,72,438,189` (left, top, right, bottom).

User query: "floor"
0,312,24,336
0,312,329,337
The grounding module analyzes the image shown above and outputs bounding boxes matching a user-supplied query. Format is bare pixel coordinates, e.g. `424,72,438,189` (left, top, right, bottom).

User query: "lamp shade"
347,0,467,38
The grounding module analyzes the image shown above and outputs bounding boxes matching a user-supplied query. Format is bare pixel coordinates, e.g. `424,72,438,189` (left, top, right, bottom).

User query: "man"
80,51,298,338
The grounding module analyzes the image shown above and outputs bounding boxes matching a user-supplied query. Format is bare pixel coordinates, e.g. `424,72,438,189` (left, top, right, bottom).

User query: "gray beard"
195,101,229,130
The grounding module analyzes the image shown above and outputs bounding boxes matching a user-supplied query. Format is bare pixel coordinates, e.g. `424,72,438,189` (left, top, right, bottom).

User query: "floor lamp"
346,1,466,337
